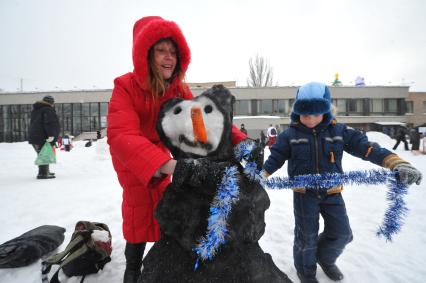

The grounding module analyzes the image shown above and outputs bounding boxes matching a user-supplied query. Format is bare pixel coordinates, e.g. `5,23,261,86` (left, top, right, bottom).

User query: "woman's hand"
159,159,177,175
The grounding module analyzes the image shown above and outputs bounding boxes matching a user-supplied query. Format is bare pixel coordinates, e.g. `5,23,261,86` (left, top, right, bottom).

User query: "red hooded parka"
107,16,246,243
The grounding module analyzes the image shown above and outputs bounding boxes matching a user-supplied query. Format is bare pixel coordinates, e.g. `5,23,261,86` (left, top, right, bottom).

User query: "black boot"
123,242,146,283
37,165,55,179
47,165,55,176
318,261,344,281
297,272,318,283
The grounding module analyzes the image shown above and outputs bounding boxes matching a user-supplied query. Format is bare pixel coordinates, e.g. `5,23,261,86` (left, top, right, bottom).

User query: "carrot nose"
191,107,207,143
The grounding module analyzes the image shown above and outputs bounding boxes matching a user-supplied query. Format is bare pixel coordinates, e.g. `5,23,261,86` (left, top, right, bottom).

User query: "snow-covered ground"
0,132,425,283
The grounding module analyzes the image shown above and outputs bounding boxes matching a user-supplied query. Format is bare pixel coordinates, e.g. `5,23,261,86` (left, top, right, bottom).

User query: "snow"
373,121,407,126
234,115,281,119
0,132,425,283
91,230,111,243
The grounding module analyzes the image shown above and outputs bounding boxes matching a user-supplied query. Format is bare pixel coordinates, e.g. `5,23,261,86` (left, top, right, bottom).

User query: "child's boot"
123,242,145,283
297,272,319,283
318,261,344,281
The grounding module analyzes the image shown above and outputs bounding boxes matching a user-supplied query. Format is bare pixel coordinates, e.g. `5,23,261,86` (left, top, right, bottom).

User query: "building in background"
1,85,425,142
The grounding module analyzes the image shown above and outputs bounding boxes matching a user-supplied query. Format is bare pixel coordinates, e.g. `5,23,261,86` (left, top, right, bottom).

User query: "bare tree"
247,54,274,87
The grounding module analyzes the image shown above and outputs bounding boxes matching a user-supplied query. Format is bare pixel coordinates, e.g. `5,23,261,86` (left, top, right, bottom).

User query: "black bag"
0,225,65,268
41,221,112,283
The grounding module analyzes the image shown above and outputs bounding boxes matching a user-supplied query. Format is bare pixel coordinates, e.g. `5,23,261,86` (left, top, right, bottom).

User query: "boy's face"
300,114,323,128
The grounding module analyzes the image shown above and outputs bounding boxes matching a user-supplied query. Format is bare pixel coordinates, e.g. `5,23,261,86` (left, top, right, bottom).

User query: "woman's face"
153,40,177,80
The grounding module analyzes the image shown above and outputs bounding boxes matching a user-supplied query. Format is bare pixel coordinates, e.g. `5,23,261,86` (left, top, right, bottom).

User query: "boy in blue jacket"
263,82,422,283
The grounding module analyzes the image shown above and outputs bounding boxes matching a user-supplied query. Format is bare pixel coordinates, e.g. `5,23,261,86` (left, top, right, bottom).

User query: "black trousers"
393,138,409,150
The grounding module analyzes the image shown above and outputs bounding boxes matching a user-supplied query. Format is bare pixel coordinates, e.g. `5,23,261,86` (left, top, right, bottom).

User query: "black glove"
393,163,422,185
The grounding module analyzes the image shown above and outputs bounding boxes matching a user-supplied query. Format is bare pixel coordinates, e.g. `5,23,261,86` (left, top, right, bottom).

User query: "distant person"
96,130,102,140
56,135,62,148
28,95,60,179
62,135,72,152
263,82,422,283
275,124,281,135
240,123,248,135
260,130,266,149
409,128,421,151
392,127,409,151
267,124,277,147
389,127,395,138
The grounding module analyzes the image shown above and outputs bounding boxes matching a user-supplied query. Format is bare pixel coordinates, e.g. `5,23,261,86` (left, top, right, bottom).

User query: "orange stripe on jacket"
191,107,207,143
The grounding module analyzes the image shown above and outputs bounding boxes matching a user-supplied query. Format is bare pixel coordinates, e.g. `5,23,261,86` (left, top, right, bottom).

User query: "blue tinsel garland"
193,166,240,270
245,163,408,241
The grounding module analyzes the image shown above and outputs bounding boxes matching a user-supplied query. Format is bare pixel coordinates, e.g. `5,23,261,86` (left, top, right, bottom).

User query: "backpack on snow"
41,221,112,283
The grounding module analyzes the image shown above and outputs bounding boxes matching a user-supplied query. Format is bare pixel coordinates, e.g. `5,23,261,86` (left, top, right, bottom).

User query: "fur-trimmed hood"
132,16,191,91
32,100,54,110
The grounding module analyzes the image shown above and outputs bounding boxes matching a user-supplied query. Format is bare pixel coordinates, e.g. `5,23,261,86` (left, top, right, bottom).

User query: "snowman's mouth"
179,135,212,150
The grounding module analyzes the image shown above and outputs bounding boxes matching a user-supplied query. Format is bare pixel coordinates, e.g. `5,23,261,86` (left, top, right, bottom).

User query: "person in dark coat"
263,82,422,283
240,123,248,135
392,126,409,150
260,130,266,149
409,128,421,151
28,95,60,179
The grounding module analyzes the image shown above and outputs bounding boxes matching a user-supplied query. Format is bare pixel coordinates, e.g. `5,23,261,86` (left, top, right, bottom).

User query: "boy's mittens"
393,163,422,185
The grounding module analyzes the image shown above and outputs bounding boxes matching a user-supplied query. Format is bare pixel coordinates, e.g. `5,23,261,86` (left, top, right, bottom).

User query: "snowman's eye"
173,107,182,115
204,105,213,114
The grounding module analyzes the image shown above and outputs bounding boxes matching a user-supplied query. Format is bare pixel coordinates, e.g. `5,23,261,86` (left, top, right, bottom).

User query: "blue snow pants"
293,191,353,277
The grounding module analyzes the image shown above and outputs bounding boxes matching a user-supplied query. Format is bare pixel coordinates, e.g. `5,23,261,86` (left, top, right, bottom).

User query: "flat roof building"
1,85,425,142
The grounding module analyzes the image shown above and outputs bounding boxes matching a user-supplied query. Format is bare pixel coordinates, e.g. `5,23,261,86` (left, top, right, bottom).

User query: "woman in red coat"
107,16,246,283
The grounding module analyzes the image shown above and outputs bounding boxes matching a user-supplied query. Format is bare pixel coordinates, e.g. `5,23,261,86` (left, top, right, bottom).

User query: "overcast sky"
1,0,426,92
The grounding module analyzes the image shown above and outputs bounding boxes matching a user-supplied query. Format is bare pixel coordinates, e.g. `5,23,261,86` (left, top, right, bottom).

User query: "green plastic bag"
35,141,56,165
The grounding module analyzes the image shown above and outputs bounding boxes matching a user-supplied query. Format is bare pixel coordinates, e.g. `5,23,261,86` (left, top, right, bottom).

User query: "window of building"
82,103,90,116
347,99,363,115
90,102,99,116
72,103,82,135
370,99,384,114
423,101,426,113
384,99,398,114
81,104,91,132
235,100,251,115
100,102,108,128
61,104,72,135
258,100,273,114
73,103,82,117
275,99,290,115
334,99,347,115
405,101,413,114
55,104,63,116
